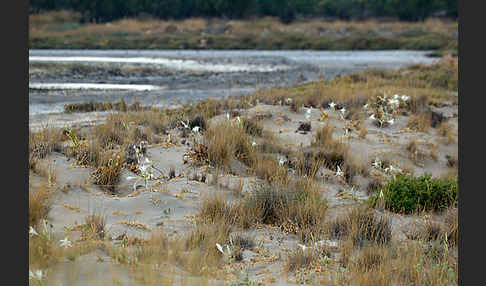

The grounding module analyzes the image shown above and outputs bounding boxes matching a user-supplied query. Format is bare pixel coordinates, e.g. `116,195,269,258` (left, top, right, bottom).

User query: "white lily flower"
389,165,402,174
340,107,346,115
369,114,375,120
286,98,293,104
192,126,200,133
180,120,189,129
401,95,409,102
388,99,400,107
226,112,230,120
372,158,382,169
329,102,336,110
252,141,257,147
29,269,43,281
60,237,72,248
216,243,224,254
363,103,369,109
387,118,394,125
298,243,311,252
379,190,384,198
279,157,287,166
393,94,400,100
335,165,344,177
139,164,148,173
29,226,38,237
236,116,241,124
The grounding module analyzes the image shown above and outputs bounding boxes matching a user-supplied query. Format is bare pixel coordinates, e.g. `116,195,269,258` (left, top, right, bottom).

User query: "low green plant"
370,174,457,214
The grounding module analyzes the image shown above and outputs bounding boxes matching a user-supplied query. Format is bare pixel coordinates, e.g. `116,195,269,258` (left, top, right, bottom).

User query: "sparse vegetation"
28,56,458,285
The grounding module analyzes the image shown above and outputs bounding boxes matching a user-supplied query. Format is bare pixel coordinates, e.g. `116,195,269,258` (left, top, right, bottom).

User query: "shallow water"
29,49,438,129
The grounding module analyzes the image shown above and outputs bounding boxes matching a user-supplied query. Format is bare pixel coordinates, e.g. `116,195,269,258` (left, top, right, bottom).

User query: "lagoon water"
29,49,438,129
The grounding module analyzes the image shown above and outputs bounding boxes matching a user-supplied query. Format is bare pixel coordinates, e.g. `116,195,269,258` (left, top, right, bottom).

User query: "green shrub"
370,174,457,214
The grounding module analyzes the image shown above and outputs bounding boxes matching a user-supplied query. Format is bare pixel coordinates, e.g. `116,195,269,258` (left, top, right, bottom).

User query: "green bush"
370,174,457,214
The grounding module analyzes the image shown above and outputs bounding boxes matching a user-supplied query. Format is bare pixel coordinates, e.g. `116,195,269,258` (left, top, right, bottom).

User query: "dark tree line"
29,0,458,23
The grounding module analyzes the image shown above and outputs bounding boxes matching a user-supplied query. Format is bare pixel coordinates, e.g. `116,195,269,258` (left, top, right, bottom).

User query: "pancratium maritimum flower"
60,237,72,248
29,269,43,281
335,165,344,177
29,226,38,237
372,158,382,169
329,102,337,110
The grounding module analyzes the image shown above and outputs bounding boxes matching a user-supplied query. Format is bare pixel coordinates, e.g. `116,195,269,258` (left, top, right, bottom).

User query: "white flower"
180,120,189,129
139,164,148,173
60,237,72,248
393,94,400,100
298,243,311,252
390,165,402,173
29,269,43,281
388,99,400,108
387,118,394,125
401,95,409,102
372,158,382,169
340,107,346,115
369,114,375,120
236,116,241,124
192,126,200,133
252,141,257,147
216,243,224,254
335,165,344,177
226,112,230,120
279,157,287,166
285,98,293,104
363,103,369,109
29,226,38,237
329,102,336,110
379,190,384,198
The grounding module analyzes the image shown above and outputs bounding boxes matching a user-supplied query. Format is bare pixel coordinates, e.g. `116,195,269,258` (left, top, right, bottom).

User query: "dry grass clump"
408,94,430,114
93,116,130,149
199,194,237,225
182,221,232,274
407,113,431,132
242,117,264,137
366,175,385,195
240,180,327,234
406,138,439,164
91,150,124,193
204,121,254,169
406,138,427,164
341,240,457,286
29,127,65,159
29,184,53,227
352,245,387,272
285,247,318,273
81,213,106,241
251,154,289,185
328,205,391,247
437,122,457,145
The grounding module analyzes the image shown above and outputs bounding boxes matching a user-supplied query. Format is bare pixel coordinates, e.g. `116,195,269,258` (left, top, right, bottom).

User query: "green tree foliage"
29,0,458,23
